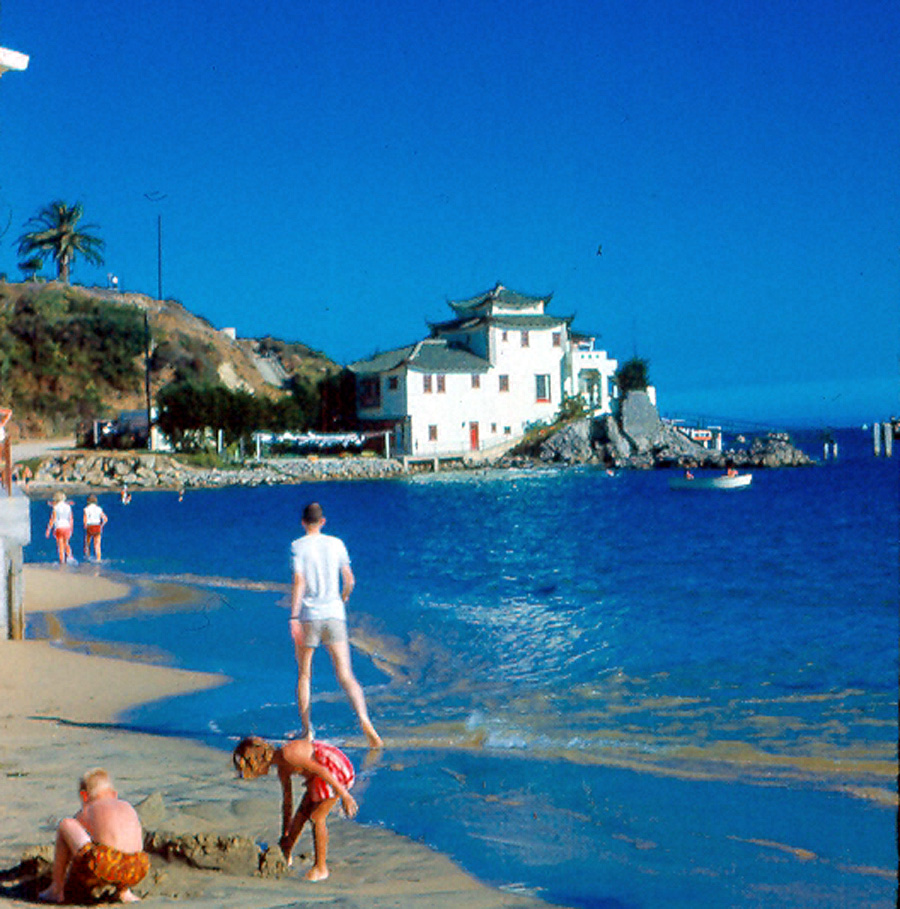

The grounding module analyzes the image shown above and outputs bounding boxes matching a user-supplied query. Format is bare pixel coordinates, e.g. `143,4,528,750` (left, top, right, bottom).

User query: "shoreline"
0,566,558,909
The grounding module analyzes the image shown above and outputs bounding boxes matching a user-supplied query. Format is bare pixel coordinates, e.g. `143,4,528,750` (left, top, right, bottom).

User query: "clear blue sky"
1,0,897,427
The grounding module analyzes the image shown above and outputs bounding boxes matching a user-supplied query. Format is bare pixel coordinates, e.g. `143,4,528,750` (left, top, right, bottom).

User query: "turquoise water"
27,429,898,908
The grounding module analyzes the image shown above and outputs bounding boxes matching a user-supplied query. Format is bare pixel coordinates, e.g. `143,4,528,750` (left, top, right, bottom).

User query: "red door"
469,421,479,450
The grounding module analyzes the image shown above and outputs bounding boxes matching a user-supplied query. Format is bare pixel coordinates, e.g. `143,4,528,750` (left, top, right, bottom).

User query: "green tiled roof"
348,339,489,375
449,282,551,314
409,340,489,373
347,343,418,374
430,313,572,334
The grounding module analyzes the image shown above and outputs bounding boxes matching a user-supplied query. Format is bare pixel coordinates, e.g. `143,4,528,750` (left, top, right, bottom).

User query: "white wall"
356,320,619,457
567,346,618,412
404,325,567,455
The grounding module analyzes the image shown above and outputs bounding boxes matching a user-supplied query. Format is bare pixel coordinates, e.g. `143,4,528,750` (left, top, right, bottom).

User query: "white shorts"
301,618,348,647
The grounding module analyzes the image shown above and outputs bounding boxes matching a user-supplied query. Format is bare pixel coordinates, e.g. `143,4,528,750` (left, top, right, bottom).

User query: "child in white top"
83,495,108,561
46,491,75,564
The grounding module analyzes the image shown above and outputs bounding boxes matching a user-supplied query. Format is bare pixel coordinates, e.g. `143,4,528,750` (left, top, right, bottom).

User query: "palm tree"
17,200,104,283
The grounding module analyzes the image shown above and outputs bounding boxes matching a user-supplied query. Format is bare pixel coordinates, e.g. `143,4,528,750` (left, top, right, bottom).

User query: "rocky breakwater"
514,391,814,470
33,451,193,490
30,451,410,492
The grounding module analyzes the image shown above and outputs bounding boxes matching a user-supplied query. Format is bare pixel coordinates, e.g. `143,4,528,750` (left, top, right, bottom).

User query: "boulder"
598,414,633,460
538,420,594,463
619,391,663,452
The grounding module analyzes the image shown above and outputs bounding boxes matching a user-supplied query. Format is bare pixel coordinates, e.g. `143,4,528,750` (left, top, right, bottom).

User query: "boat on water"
669,472,753,490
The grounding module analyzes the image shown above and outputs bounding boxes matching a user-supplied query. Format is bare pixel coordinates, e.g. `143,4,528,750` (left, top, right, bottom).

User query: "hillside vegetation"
0,281,341,439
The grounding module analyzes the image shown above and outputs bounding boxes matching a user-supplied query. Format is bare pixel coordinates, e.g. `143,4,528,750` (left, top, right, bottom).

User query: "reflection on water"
28,430,899,909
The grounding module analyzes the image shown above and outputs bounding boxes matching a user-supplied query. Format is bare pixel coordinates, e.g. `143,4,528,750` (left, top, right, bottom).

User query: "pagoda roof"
348,339,490,375
448,282,552,315
430,313,573,334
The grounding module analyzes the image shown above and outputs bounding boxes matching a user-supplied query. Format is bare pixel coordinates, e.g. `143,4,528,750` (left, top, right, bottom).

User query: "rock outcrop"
531,391,813,470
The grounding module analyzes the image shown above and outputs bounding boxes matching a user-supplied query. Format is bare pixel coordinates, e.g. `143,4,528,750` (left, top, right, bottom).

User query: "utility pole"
144,191,167,300
155,213,162,301
143,191,167,449
144,312,152,449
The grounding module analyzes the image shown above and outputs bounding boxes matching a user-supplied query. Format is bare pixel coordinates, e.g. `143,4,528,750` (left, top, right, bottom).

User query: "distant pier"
872,421,895,457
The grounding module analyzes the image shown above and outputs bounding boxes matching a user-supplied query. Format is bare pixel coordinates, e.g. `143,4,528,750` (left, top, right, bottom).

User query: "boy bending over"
39,768,149,904
233,736,356,881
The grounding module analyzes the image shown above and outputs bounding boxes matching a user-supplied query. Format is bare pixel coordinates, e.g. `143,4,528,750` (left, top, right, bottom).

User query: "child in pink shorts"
233,736,356,881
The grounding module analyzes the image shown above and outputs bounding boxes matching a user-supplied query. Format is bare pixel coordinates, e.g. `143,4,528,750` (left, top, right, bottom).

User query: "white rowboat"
669,473,753,490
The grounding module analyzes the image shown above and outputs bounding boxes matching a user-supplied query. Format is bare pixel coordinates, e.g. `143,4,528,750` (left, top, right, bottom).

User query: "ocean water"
27,429,898,908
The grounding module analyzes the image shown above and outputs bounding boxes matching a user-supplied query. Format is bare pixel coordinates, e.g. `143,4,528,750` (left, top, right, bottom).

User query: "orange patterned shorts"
66,842,149,896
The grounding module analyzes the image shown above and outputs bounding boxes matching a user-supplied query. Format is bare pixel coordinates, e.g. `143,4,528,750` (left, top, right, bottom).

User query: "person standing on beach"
290,502,382,748
46,491,76,565
83,494,108,561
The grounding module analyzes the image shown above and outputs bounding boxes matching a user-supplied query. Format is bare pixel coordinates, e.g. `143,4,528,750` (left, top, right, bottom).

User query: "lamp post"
143,191,166,448
143,191,167,300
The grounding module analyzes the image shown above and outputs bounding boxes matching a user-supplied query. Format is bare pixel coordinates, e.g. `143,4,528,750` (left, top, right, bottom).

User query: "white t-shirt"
52,501,73,530
84,503,106,526
291,533,351,622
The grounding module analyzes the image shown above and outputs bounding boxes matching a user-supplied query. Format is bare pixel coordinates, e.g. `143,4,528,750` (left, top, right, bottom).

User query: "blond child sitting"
39,768,149,904
233,736,357,881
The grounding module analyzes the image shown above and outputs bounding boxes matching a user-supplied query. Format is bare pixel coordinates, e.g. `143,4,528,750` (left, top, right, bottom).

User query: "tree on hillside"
615,356,650,394
17,200,104,283
18,256,43,281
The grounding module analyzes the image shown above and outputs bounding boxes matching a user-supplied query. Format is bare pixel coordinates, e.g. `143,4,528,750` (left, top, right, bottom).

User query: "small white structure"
0,46,29,77
349,283,619,457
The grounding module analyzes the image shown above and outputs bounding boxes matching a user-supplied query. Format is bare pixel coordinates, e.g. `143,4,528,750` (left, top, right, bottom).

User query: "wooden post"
8,544,24,640
1,436,11,495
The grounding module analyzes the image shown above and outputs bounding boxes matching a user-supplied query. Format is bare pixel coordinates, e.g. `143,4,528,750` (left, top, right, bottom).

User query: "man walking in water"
290,502,382,748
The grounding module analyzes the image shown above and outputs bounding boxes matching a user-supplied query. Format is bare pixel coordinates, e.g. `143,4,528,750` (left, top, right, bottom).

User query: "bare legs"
39,819,140,904
294,638,382,747
326,640,382,747
39,818,90,903
54,531,73,565
295,646,315,740
85,531,102,561
279,793,338,881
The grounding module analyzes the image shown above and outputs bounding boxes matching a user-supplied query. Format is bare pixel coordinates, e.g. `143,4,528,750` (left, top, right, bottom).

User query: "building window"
552,331,561,347
437,374,446,393
423,374,432,393
428,425,438,441
535,374,551,402
501,330,508,341
358,377,381,408
521,330,529,347
499,375,509,392
471,374,480,389
504,426,511,435
388,376,399,390
491,423,497,433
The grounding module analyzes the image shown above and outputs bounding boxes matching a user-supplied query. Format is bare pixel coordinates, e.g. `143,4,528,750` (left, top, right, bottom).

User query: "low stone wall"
29,451,411,492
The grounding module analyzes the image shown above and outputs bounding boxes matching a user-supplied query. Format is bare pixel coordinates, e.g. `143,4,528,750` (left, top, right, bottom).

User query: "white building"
348,283,618,457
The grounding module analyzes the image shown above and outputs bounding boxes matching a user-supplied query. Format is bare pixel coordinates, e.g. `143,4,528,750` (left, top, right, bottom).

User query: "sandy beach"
0,567,557,908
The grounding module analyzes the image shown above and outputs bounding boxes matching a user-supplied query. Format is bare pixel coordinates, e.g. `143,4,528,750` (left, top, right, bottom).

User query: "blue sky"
1,0,896,427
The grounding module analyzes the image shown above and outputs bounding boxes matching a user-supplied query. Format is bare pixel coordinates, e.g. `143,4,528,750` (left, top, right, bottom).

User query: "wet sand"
0,566,556,908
